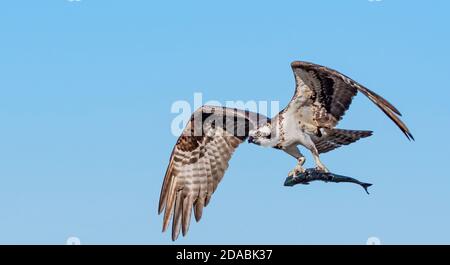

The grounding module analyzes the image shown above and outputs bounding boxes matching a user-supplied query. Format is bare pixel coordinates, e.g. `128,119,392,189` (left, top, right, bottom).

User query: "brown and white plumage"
286,61,413,141
158,106,269,241
159,61,413,241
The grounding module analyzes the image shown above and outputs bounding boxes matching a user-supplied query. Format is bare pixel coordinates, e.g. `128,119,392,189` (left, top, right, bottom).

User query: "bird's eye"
256,131,262,137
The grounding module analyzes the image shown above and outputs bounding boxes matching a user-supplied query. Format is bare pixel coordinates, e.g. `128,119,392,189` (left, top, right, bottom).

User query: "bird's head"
248,123,278,148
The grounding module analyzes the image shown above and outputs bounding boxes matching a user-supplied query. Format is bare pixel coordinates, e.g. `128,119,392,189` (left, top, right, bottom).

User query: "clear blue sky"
0,0,449,244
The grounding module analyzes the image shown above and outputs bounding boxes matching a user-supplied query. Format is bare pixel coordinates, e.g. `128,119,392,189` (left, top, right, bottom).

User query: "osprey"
159,61,413,241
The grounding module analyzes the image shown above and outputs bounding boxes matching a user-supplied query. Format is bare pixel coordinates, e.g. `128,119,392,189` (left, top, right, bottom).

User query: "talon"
296,168,305,175
288,156,306,178
315,166,329,173
289,165,305,177
298,157,306,166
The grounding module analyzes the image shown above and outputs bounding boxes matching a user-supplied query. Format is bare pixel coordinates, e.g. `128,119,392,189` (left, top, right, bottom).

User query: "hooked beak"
248,136,255,144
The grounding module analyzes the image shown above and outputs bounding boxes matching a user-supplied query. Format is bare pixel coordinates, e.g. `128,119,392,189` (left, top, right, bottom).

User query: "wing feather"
159,106,269,240
182,195,194,237
171,190,183,241
287,61,413,140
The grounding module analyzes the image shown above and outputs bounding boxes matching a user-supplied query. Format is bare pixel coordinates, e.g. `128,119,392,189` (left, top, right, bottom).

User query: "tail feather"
315,129,373,154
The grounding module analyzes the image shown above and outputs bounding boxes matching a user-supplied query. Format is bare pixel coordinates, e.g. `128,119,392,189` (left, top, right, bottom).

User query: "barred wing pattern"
286,61,414,140
158,106,269,241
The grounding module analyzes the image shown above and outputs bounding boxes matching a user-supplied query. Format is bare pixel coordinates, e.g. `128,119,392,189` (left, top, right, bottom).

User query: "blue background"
0,0,449,244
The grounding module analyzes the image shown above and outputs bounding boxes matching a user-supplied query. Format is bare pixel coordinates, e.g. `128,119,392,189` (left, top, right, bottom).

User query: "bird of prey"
158,61,413,241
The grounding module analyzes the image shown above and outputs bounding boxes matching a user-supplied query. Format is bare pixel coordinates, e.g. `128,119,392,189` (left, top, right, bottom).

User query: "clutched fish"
284,168,373,195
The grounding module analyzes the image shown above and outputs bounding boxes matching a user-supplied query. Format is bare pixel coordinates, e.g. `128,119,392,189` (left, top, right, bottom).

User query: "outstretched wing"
285,61,414,140
159,106,269,241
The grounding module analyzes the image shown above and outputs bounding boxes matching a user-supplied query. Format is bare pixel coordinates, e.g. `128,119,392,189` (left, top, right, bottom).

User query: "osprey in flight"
159,61,413,241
